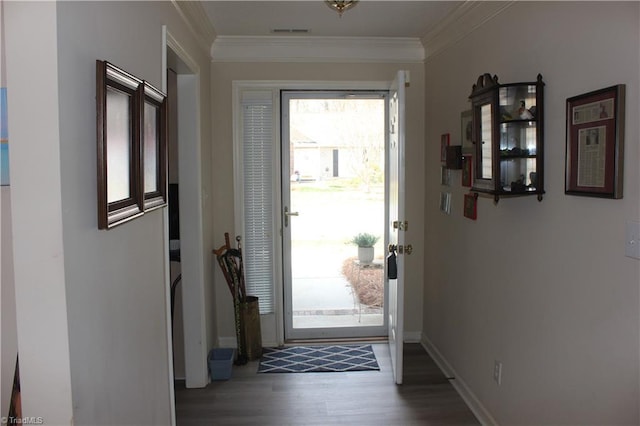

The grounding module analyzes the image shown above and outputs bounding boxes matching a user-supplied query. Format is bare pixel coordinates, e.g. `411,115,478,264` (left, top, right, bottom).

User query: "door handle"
284,206,299,227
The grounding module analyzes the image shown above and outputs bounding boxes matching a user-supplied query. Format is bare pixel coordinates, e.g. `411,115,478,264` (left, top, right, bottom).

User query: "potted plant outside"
351,233,379,264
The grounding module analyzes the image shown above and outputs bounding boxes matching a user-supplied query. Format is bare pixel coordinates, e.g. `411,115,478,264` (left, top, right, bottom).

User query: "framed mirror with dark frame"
96,60,144,229
96,60,168,229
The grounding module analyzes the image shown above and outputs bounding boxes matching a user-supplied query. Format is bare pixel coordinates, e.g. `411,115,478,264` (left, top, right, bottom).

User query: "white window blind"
241,95,274,314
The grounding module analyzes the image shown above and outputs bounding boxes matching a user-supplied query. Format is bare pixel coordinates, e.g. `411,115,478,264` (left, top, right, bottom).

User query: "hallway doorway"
164,28,208,393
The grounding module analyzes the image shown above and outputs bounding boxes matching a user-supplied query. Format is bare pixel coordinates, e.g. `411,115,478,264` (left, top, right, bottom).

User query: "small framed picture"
440,165,450,186
460,110,473,154
463,193,477,220
565,84,625,199
461,155,472,187
439,191,451,215
440,133,450,162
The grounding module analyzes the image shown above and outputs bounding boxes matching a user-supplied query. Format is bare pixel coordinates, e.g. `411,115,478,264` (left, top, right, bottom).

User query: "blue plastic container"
208,348,234,381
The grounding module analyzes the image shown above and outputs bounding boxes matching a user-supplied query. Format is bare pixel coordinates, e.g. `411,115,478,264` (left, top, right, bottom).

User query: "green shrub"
350,232,379,247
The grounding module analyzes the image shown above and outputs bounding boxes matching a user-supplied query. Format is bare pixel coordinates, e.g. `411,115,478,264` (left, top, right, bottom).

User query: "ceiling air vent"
271,29,310,34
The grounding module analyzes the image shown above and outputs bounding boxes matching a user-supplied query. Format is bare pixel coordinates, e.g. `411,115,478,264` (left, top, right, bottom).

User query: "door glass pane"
288,97,385,331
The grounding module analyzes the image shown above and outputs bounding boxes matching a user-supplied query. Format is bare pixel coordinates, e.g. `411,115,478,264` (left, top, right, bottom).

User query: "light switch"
625,221,640,260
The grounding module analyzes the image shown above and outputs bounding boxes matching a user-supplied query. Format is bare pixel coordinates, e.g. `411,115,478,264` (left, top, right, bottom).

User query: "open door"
387,70,407,385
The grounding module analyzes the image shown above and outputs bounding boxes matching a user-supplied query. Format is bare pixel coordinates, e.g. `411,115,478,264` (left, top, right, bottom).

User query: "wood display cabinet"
469,73,544,202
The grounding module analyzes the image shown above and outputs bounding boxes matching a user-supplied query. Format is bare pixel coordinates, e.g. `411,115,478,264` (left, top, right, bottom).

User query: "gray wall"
5,1,213,424
56,1,213,422
423,2,639,424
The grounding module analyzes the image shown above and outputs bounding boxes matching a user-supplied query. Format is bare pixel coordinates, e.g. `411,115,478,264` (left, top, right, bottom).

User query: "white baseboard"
217,336,237,348
404,331,422,343
219,333,421,348
421,333,498,426
218,336,279,348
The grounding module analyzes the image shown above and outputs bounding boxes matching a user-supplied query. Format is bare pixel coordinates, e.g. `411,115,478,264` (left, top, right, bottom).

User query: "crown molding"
421,0,516,60
211,36,425,63
171,0,216,53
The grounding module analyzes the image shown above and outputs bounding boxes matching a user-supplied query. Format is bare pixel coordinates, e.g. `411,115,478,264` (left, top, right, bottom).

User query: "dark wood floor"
175,343,479,425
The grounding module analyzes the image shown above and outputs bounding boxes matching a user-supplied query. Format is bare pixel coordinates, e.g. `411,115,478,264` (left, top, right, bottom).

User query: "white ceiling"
201,1,463,39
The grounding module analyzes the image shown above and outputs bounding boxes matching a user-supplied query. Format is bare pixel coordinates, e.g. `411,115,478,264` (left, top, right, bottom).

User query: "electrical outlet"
625,221,640,259
493,361,502,385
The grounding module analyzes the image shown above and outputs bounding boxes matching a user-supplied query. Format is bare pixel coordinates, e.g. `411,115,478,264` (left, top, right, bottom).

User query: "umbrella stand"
214,233,248,365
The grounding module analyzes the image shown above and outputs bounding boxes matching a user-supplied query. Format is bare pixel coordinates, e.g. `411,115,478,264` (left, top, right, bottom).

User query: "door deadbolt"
388,244,412,255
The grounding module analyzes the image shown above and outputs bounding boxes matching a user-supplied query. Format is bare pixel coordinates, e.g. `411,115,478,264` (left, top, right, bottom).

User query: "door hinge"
393,220,409,231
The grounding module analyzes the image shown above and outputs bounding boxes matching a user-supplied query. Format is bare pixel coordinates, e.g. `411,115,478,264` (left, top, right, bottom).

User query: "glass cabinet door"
479,103,493,180
472,96,496,192
499,121,537,193
498,84,538,193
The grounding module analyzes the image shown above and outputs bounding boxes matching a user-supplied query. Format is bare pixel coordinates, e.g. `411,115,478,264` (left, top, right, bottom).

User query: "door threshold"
284,336,388,346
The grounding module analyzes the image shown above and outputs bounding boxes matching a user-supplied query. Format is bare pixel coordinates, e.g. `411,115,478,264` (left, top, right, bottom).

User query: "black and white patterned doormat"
257,344,380,373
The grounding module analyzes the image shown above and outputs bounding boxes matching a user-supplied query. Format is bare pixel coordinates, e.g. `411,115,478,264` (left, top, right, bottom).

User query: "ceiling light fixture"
325,0,359,17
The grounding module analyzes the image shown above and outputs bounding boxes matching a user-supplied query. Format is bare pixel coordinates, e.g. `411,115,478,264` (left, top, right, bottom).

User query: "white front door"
388,71,407,384
282,91,388,340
